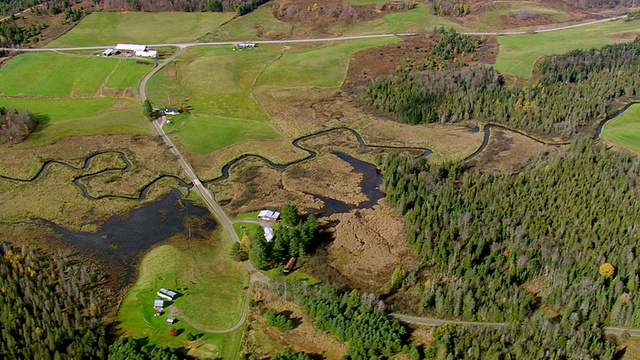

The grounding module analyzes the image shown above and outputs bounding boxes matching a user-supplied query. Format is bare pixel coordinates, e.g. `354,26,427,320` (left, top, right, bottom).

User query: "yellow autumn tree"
599,263,615,278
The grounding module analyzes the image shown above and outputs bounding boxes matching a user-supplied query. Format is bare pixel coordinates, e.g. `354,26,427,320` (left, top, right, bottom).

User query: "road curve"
391,313,640,337
139,47,184,102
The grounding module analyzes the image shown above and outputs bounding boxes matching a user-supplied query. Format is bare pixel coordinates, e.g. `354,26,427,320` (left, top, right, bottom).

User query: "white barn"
115,43,147,53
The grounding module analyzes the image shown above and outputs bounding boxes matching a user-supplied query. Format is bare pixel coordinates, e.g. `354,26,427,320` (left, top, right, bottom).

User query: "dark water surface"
42,189,215,288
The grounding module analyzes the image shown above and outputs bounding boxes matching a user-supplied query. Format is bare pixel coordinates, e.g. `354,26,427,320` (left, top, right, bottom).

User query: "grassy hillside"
46,12,236,47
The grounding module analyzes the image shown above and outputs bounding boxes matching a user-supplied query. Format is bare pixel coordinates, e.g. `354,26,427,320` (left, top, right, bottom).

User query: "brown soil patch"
606,29,640,43
304,200,415,293
468,127,552,172
241,284,347,359
345,34,498,84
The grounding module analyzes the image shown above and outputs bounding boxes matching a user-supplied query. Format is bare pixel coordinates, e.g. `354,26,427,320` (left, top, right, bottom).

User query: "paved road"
139,47,184,102
151,117,269,285
0,14,629,53
391,313,640,337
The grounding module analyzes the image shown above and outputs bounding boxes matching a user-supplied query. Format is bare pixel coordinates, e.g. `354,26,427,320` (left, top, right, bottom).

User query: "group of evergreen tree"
265,308,294,330
0,243,110,359
281,280,407,358
429,318,617,359
107,337,183,360
0,107,38,144
363,34,640,137
248,205,320,270
381,139,640,328
0,22,43,47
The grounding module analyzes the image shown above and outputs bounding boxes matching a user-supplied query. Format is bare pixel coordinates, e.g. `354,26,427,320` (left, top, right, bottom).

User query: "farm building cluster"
102,44,158,58
153,287,178,324
258,209,279,242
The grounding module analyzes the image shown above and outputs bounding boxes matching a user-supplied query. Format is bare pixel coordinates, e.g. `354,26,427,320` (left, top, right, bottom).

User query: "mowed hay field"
0,53,117,96
46,12,236,47
602,104,640,154
494,19,640,78
0,53,151,96
0,52,153,144
117,230,247,359
176,115,279,154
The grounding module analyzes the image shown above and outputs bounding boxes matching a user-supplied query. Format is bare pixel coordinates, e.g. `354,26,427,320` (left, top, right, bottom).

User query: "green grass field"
147,46,278,121
0,53,118,96
106,59,155,89
118,230,247,359
46,12,236,47
341,4,465,36
474,1,572,31
201,6,293,41
0,98,151,145
602,104,640,154
175,115,279,153
494,19,640,77
256,37,400,89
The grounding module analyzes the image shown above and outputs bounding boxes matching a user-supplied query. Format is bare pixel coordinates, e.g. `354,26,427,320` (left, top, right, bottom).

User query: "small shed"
154,299,165,309
283,257,296,273
264,227,274,242
166,317,176,324
102,48,115,56
164,108,180,115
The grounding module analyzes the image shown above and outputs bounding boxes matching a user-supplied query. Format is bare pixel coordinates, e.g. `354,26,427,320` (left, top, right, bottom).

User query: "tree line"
0,107,38,145
362,34,640,137
100,0,269,14
381,139,640,328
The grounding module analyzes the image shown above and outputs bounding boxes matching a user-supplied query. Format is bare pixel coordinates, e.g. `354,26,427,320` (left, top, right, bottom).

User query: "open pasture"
174,115,279,154
256,37,400,89
46,12,236,47
0,98,150,145
147,45,279,121
0,53,117,96
106,59,155,89
602,104,640,154
494,19,640,78
0,53,152,96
